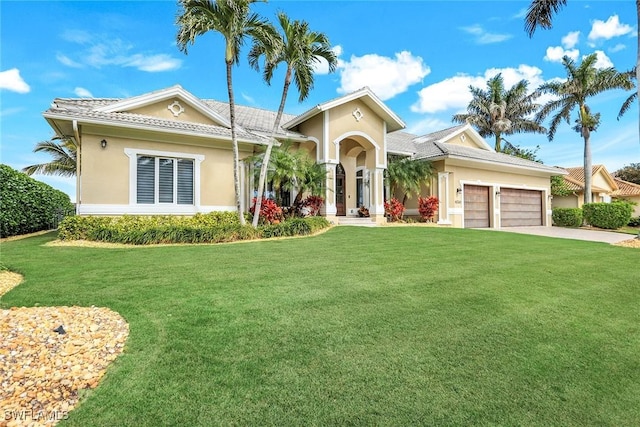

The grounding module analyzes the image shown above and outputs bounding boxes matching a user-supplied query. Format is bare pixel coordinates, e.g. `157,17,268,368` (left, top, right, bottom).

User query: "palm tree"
452,74,546,152
535,53,633,204
248,11,337,227
385,155,434,205
618,68,637,120
176,0,271,225
22,136,77,177
525,0,640,136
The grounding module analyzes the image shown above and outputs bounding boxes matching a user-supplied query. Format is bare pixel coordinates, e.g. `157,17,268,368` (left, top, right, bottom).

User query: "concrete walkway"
489,226,635,244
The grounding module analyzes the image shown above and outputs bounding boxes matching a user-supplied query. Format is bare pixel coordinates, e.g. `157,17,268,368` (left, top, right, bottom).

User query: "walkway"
491,226,635,244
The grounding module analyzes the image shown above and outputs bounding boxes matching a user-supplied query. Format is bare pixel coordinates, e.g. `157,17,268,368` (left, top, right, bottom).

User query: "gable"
95,85,231,128
128,98,220,126
327,99,385,143
592,167,617,192
440,129,488,150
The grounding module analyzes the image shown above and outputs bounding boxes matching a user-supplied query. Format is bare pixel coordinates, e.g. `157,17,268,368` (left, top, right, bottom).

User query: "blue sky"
1,0,638,201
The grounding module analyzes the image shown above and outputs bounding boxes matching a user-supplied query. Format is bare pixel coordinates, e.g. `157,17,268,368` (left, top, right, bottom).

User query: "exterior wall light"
101,139,107,149
456,188,462,195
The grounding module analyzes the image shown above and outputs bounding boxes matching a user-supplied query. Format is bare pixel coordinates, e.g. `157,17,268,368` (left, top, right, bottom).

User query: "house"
553,165,640,217
43,85,565,228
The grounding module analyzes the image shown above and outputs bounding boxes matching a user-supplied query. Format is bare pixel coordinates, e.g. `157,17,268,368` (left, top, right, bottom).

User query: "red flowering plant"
250,197,283,224
384,198,405,222
418,196,439,222
301,195,324,217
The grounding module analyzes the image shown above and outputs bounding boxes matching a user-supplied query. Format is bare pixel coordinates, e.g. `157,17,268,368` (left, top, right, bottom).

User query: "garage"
464,185,490,228
500,188,543,227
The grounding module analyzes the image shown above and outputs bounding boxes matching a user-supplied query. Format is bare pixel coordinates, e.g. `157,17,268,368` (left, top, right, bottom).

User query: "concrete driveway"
489,226,635,244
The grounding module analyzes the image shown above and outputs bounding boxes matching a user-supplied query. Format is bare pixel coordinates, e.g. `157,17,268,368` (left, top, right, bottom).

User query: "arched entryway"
336,163,346,216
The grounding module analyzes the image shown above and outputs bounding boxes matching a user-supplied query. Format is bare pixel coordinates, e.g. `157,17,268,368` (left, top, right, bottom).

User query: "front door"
336,163,346,216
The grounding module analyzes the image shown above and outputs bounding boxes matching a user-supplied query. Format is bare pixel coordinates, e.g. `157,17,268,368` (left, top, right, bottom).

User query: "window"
136,155,194,205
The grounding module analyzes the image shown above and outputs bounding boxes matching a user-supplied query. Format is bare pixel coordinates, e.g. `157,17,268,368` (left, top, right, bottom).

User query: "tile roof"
561,165,619,193
612,177,640,197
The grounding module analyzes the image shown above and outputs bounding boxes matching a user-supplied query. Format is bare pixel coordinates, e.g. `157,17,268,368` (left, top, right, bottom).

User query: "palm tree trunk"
227,59,246,226
636,1,639,141
583,130,592,205
251,66,293,227
495,134,501,152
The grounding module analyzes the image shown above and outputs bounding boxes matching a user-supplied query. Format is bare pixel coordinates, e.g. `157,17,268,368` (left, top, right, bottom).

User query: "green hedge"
552,208,583,227
583,202,633,229
0,164,74,237
58,214,330,245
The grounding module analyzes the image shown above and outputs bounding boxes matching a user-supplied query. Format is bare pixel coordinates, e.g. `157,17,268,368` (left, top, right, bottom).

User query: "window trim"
124,148,204,208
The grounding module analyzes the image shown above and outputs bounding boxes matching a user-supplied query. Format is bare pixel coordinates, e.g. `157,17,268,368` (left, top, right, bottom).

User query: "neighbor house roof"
562,165,619,193
612,177,640,197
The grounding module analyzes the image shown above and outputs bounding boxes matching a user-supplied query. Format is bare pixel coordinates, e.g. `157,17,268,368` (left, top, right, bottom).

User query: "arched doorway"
336,163,346,216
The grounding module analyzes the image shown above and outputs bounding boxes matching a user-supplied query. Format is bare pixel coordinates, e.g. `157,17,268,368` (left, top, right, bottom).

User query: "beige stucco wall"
79,130,247,209
592,170,615,192
129,98,219,125
614,196,640,217
327,100,385,164
551,195,579,209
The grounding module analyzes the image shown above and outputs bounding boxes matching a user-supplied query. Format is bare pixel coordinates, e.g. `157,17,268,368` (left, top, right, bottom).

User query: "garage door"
464,185,490,228
500,188,542,227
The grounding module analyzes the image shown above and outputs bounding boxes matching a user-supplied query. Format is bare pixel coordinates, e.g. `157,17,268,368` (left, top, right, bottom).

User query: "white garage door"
500,188,543,227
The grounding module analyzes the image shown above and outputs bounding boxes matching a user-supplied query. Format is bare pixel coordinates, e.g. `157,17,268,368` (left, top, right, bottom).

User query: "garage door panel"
464,185,490,228
500,189,542,227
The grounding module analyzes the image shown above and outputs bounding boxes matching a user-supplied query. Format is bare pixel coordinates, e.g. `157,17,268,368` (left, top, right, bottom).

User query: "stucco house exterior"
553,165,640,217
43,85,565,228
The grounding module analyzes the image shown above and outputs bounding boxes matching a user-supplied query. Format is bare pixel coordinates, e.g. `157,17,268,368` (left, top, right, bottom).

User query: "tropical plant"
22,136,77,177
452,74,546,152
249,11,337,227
384,198,405,222
535,54,633,204
524,0,639,136
176,0,271,226
385,155,434,205
418,196,439,222
614,162,640,185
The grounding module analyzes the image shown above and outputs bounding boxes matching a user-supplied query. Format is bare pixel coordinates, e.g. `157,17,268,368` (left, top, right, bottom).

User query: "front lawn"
1,227,639,426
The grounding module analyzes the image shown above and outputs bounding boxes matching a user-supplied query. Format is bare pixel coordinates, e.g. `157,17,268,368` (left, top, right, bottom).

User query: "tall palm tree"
535,53,633,204
248,11,337,227
525,0,640,137
176,0,271,225
452,74,546,152
385,155,434,205
22,136,77,177
618,67,637,120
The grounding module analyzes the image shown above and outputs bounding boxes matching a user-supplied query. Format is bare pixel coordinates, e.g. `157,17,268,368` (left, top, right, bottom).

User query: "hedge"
0,164,74,237
58,214,330,245
582,202,633,230
552,208,583,227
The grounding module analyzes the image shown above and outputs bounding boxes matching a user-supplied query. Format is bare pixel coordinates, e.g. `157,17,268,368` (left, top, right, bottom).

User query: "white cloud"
61,29,92,44
56,53,83,68
512,8,527,19
411,65,545,114
406,118,451,136
58,34,182,73
314,45,343,75
74,87,93,97
241,92,256,105
561,31,580,48
544,46,579,63
0,68,30,93
609,43,626,53
337,51,430,100
460,24,512,44
588,15,633,41
0,107,25,117
586,50,614,69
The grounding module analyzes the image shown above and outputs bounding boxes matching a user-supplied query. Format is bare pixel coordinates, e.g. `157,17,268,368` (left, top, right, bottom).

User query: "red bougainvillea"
384,198,405,222
418,196,439,222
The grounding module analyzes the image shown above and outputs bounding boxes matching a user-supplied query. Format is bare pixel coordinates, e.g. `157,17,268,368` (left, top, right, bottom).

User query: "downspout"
73,120,81,214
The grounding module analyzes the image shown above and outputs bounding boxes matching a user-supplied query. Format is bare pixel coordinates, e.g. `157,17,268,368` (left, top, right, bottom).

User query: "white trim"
322,110,330,163
124,147,204,207
332,131,384,168
43,112,265,146
78,204,234,215
419,151,564,175
449,208,463,215
437,172,450,225
95,85,231,128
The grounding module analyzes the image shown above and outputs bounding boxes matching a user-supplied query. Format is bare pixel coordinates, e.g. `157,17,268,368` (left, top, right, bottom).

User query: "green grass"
1,227,639,426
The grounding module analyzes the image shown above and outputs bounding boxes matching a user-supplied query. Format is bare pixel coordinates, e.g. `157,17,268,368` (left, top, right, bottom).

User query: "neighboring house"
612,178,640,217
553,165,640,217
43,85,564,228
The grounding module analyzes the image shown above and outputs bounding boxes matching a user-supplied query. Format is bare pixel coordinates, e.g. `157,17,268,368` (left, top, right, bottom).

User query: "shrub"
384,198,405,222
250,197,283,224
628,216,640,227
583,202,633,229
301,195,324,217
58,214,330,244
552,208,583,227
0,165,74,237
418,196,439,222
